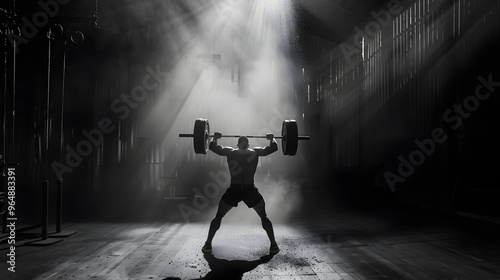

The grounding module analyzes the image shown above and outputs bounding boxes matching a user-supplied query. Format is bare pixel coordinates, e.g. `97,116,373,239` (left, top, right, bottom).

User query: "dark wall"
300,0,500,217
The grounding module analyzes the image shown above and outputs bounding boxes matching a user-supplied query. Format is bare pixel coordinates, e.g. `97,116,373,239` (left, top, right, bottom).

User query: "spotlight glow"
115,0,306,222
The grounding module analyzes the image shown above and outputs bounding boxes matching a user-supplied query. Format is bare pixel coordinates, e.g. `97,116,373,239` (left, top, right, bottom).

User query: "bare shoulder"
248,148,264,154
237,149,255,154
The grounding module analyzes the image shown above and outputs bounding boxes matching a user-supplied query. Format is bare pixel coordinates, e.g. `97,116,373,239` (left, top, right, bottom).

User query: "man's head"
237,136,249,150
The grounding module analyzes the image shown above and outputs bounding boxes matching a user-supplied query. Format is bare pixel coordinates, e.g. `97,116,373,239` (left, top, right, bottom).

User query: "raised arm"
209,132,233,156
254,133,278,157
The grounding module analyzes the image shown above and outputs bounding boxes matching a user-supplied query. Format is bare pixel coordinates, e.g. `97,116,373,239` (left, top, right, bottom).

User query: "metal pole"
45,38,51,181
41,180,49,240
56,179,62,233
55,40,67,234
41,30,52,239
1,15,8,235
2,18,7,168
11,15,16,166
178,134,310,140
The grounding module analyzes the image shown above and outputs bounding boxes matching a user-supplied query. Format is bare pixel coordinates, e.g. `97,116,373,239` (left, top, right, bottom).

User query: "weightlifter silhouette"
202,132,279,255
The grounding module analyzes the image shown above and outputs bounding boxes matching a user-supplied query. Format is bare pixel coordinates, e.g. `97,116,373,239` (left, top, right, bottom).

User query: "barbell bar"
179,118,310,155
178,134,310,139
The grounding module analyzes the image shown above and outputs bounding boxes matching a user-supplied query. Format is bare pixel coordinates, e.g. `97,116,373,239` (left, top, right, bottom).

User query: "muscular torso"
226,149,258,184
209,140,278,185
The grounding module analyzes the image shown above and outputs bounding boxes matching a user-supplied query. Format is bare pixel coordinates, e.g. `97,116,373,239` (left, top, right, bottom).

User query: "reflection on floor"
1,198,500,279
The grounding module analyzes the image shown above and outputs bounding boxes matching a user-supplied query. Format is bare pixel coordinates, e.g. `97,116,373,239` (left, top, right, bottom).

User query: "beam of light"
113,0,307,223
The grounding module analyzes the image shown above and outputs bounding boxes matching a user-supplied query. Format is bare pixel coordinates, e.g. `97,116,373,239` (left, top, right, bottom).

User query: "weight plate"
193,118,210,154
282,120,298,155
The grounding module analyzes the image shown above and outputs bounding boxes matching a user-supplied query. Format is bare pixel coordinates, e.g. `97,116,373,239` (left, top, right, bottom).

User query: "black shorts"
221,184,263,208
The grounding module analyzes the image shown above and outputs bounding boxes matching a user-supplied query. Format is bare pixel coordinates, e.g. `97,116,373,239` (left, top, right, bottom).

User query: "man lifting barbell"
201,132,280,255
179,118,309,254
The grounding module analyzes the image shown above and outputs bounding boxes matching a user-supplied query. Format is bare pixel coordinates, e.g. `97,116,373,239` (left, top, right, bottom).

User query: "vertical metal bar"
2,25,7,166
10,24,16,164
42,180,49,240
56,179,62,233
59,41,66,168
55,40,67,234
46,39,52,181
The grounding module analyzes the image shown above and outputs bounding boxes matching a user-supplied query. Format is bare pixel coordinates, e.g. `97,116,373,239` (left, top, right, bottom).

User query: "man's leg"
252,199,278,253
204,199,233,249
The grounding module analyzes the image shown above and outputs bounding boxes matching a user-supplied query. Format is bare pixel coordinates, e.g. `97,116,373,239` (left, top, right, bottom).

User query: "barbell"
179,118,310,155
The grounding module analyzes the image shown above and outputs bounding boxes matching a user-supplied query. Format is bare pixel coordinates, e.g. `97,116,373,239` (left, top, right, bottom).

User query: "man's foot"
202,243,212,253
270,243,280,255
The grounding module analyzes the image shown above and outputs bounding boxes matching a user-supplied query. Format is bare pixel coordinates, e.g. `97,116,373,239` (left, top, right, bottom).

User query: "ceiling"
296,0,392,44
2,0,394,62
4,0,393,42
